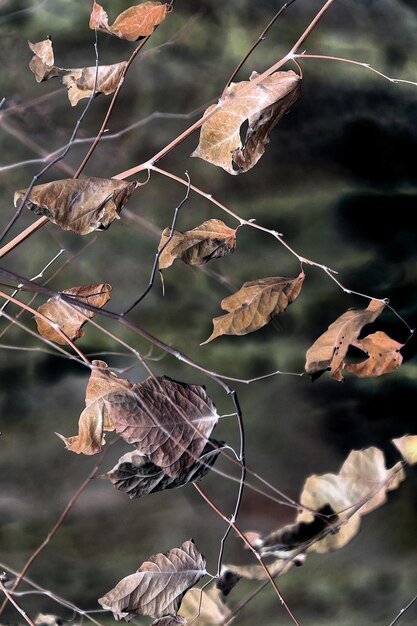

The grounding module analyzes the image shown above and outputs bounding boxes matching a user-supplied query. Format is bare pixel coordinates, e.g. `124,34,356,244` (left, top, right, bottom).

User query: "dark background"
0,1,416,624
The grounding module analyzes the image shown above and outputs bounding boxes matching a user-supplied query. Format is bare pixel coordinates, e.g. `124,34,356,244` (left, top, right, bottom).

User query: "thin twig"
0,580,36,626
388,594,417,626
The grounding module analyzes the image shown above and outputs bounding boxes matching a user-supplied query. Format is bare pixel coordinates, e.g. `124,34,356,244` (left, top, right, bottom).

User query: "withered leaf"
151,618,187,626
202,271,304,344
107,376,219,478
102,439,224,498
344,331,403,378
159,219,237,269
98,540,206,620
179,588,231,625
28,39,60,81
297,447,405,553
90,1,169,41
393,435,417,465
35,284,111,345
15,177,137,235
192,70,301,175
305,299,386,381
57,360,133,455
218,557,303,583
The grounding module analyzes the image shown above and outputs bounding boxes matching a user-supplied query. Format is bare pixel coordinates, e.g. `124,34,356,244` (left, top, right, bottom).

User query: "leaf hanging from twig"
15,177,137,235
158,219,237,269
90,1,169,41
343,331,403,378
202,271,304,344
98,540,206,620
192,70,301,174
393,435,417,464
179,587,231,625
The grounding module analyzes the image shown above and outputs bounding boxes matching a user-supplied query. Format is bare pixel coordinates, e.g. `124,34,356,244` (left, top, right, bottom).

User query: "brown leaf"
57,360,133,455
90,1,169,41
179,588,231,625
192,70,301,175
343,331,403,378
28,39,60,82
98,540,206,620
297,447,405,553
159,219,237,269
305,299,386,381
202,271,304,344
219,557,302,583
35,284,111,345
15,177,137,235
393,435,417,465
151,617,187,626
106,376,219,478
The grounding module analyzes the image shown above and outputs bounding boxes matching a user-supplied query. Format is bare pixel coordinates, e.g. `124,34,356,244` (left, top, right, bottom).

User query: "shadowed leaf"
98,540,206,620
393,435,417,464
159,219,237,269
35,284,111,345
344,331,403,378
192,70,301,174
218,557,302,583
15,177,137,235
151,617,187,626
90,1,169,41
202,271,304,344
179,588,231,625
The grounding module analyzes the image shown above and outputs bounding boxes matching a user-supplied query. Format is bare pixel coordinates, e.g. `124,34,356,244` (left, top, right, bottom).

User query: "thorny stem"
0,581,36,626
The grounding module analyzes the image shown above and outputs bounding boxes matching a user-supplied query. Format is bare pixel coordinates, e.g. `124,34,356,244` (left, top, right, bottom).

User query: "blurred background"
0,1,416,624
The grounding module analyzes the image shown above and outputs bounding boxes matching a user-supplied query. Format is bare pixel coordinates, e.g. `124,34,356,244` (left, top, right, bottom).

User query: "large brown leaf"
305,299,386,381
159,219,237,269
192,70,301,174
202,271,304,344
57,360,133,455
90,1,169,41
179,588,231,625
102,439,224,498
344,331,403,378
15,177,137,235
106,376,219,478
98,540,206,620
393,435,417,465
35,284,111,345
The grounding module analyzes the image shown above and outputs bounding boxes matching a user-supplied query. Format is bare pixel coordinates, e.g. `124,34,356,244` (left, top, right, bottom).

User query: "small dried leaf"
62,62,127,106
98,540,206,620
35,284,111,345
107,376,219,478
393,435,417,465
28,39,60,81
159,219,237,269
219,557,302,583
102,439,224,498
192,70,301,174
179,588,231,625
305,299,386,381
344,331,403,378
151,617,187,626
202,271,304,344
15,177,137,235
90,1,169,41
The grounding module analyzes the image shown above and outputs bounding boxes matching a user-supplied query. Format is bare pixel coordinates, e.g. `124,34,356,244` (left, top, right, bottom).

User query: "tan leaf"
179,588,231,625
35,284,111,345
219,558,301,582
62,62,127,106
305,299,386,381
202,271,304,344
151,617,187,626
28,39,60,82
15,177,137,235
57,360,133,455
90,1,169,41
192,70,301,174
393,435,417,465
297,447,405,553
159,219,237,269
344,331,403,378
98,540,206,620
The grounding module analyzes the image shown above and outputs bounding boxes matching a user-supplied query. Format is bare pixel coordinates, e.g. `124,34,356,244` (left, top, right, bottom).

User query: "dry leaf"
98,540,206,620
28,39,60,81
151,618,187,626
35,284,111,345
297,447,405,553
202,271,304,344
179,588,231,625
107,376,219,478
344,331,403,378
159,219,237,269
102,439,224,498
393,435,417,464
15,177,137,235
90,1,169,41
192,70,301,174
305,299,386,381
57,360,133,455
218,557,301,583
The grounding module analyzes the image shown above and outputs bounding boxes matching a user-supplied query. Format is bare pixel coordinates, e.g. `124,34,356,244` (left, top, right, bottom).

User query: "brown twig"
0,580,36,626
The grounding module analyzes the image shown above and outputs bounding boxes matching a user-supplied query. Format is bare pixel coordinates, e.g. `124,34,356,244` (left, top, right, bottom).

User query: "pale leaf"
179,588,230,625
393,435,417,465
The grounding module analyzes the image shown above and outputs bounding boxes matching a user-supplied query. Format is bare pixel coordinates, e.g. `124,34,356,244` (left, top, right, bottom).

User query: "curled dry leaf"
219,557,302,584
159,219,237,269
101,439,225,498
57,360,133,455
179,587,231,625
35,284,111,345
344,331,403,378
202,271,304,344
28,39,60,81
98,540,206,620
15,177,137,235
106,376,219,478
393,435,417,465
151,617,187,626
297,447,405,553
305,299,386,381
192,70,301,174
90,0,169,41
